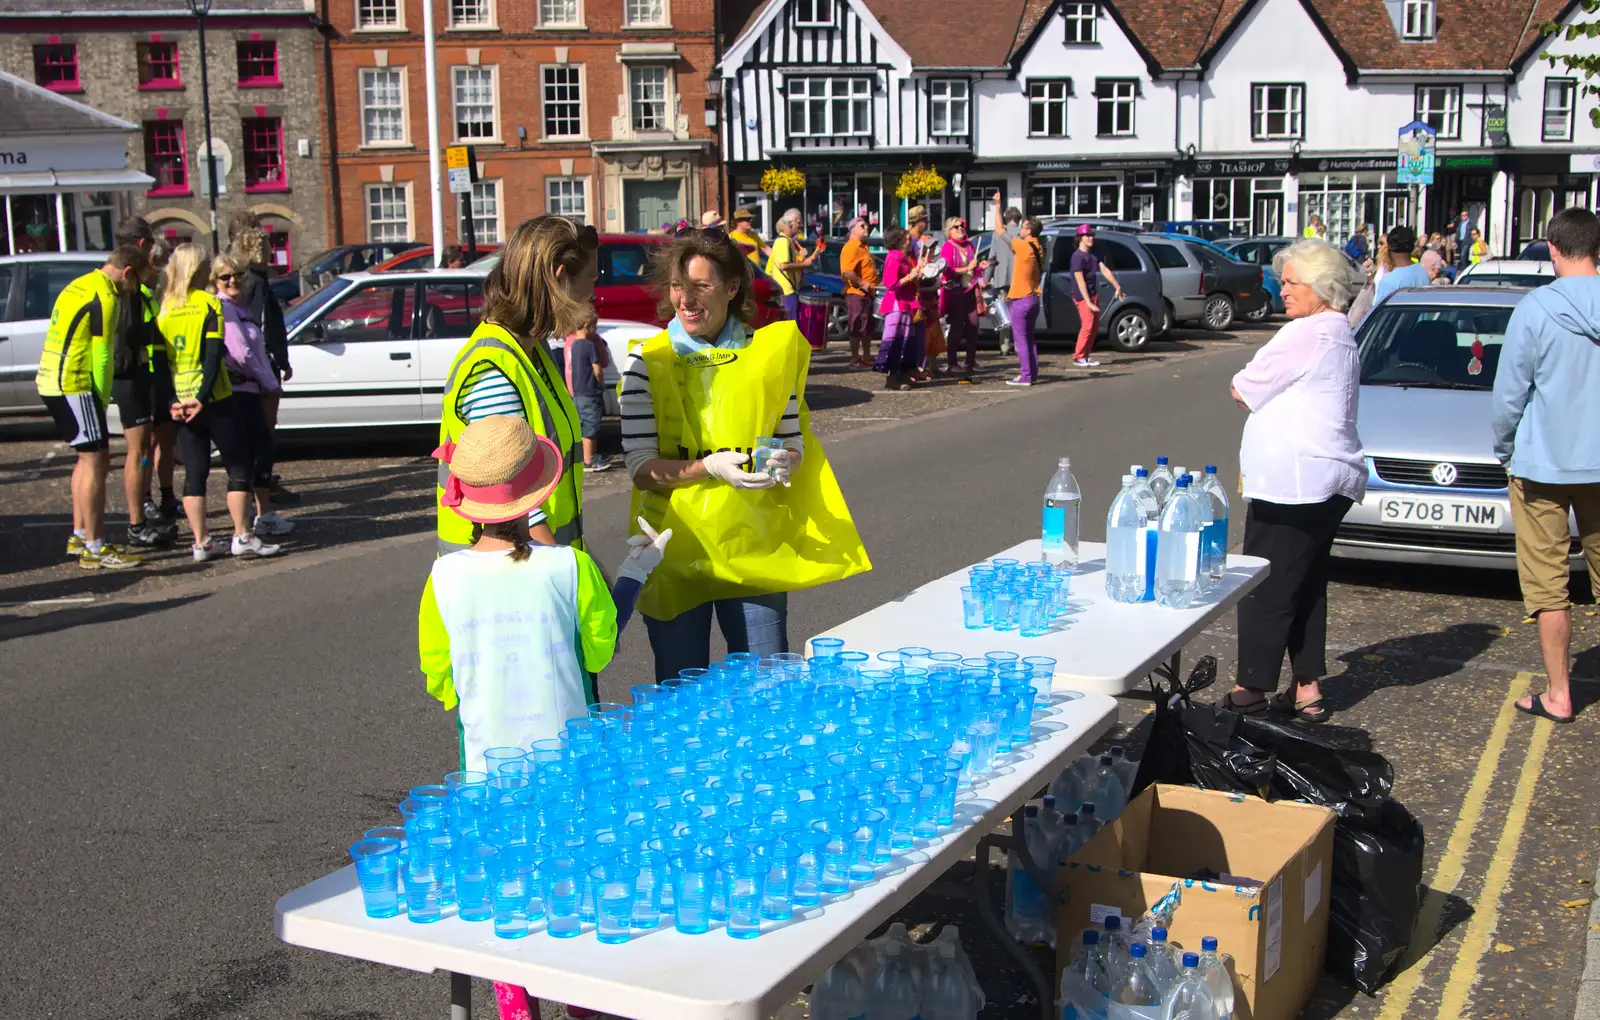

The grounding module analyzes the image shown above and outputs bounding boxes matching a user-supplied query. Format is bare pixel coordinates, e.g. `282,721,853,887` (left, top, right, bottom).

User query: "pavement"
2,325,1597,1020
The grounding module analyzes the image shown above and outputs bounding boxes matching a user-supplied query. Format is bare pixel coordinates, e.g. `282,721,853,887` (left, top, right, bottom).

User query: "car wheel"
826,301,849,341
1203,294,1236,331
1108,308,1152,352
1242,301,1271,323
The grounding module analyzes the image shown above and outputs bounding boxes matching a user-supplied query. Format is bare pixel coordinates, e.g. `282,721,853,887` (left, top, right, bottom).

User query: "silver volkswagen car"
1335,285,1579,569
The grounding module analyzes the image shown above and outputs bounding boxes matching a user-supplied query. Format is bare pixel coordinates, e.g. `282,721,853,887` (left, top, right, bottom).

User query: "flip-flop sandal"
1273,690,1331,723
1220,690,1269,716
1515,694,1575,725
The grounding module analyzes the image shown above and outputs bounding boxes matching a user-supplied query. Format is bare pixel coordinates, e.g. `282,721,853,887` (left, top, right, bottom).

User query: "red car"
370,234,783,328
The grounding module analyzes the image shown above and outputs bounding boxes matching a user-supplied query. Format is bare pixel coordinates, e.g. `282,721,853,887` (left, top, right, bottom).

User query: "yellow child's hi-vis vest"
436,322,586,555
158,289,231,403
628,320,871,622
35,269,119,401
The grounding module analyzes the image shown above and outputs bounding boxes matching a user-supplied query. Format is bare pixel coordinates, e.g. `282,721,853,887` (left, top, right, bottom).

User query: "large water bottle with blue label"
1130,468,1160,600
1042,457,1082,574
1148,457,1175,509
1199,466,1230,586
1155,476,1203,609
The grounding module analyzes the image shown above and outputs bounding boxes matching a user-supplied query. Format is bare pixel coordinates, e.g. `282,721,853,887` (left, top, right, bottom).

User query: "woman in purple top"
874,226,927,391
1069,224,1125,368
215,253,295,537
939,216,987,380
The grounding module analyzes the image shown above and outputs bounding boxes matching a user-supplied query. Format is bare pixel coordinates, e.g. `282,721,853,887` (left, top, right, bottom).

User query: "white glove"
618,517,673,583
765,447,798,488
702,449,776,490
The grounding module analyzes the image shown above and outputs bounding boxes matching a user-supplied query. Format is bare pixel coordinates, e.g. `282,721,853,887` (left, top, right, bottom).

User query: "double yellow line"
1375,672,1558,1020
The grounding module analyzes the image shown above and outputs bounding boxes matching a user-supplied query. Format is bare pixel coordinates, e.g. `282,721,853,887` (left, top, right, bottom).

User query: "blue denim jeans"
643,593,789,682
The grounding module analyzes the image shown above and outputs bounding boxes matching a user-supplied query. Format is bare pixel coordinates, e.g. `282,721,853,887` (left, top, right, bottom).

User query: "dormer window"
1402,0,1435,39
1063,3,1097,44
793,0,835,28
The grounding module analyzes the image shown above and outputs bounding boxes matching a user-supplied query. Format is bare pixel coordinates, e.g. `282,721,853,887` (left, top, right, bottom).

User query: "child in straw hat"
418,415,671,775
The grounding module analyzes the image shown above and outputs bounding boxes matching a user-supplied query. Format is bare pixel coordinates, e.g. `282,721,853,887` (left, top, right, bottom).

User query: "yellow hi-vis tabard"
436,322,585,555
158,290,230,403
628,321,871,622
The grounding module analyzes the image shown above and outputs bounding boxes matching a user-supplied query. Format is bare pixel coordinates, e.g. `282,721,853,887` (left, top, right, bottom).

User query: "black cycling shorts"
112,357,175,429
177,396,253,497
43,393,109,452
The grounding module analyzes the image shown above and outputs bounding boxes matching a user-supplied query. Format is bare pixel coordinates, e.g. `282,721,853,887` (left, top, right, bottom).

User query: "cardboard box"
1055,784,1335,1020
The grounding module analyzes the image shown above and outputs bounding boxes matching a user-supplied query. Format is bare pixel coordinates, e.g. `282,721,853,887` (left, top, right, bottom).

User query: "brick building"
322,0,721,246
0,0,329,268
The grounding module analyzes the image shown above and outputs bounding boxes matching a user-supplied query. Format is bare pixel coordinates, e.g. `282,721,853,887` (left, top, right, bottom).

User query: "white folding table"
276,693,1119,1020
812,539,1270,695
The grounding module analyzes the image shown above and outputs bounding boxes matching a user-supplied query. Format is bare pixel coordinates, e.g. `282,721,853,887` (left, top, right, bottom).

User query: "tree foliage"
1540,0,1600,128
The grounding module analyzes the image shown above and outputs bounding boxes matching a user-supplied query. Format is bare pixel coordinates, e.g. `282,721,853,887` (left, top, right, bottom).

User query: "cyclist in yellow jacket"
35,244,148,569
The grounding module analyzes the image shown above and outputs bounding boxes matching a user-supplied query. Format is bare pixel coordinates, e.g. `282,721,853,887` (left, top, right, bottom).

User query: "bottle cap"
1103,914,1121,931
1024,804,1039,817
1081,802,1097,816
1059,456,1071,466
1205,464,1218,473
1122,475,1135,485
1130,463,1144,472
1176,475,1190,487
1183,952,1200,968
1135,468,1149,477
1062,812,1078,824
1201,936,1218,951
1042,795,1056,808
1175,466,1187,477
1083,930,1100,945
1156,456,1169,465
1099,755,1113,766
1152,927,1168,942
1130,943,1147,958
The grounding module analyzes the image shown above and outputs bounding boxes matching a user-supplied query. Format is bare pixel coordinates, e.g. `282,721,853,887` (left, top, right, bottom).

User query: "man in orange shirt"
839,217,879,367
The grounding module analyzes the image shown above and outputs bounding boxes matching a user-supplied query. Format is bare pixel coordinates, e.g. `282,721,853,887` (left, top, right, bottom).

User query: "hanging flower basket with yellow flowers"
759,167,807,197
895,166,948,200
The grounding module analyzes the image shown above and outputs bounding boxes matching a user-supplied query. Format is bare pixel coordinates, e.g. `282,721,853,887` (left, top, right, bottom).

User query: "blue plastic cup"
482,746,527,775
808,819,853,895
960,586,986,629
883,779,920,851
490,843,534,938
985,650,1021,666
762,832,803,920
848,809,885,882
403,844,443,923
527,738,566,765
454,843,499,922
626,847,667,928
364,826,408,895
349,838,402,918
809,636,845,660
672,852,718,934
992,588,1018,631
1019,596,1047,637
591,862,640,944
444,770,490,791
791,830,829,906
542,855,583,938
725,851,768,939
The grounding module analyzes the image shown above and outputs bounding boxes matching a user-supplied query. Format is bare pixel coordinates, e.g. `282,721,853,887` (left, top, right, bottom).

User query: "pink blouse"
879,249,919,314
940,239,978,291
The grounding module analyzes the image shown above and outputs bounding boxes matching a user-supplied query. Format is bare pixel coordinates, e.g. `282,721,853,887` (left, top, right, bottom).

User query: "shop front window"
1029,175,1122,219
1191,177,1284,236
1301,176,1410,247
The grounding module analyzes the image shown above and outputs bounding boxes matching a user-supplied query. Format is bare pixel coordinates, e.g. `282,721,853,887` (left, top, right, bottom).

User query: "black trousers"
1235,495,1353,693
232,389,275,489
177,396,252,497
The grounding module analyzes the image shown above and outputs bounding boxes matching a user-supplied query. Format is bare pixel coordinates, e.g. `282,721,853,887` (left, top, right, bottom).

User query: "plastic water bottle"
1111,943,1164,1018
813,954,869,1020
1148,457,1175,508
1162,953,1218,1020
1106,475,1150,604
1130,469,1160,600
1076,802,1103,844
1199,467,1230,586
1155,476,1203,610
1050,761,1087,811
931,927,985,1010
922,943,980,1020
1108,746,1138,796
1056,811,1083,865
866,941,922,1020
1062,930,1112,1020
1196,938,1235,1019
1042,457,1083,573
1086,757,1128,822
1007,805,1054,944
1144,927,1182,998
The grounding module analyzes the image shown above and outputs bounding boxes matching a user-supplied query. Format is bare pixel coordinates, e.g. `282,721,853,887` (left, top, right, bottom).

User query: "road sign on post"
445,144,476,195
1396,121,1437,186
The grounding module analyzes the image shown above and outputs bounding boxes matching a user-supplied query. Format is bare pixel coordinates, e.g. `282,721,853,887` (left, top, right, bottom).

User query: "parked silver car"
1334,286,1580,570
0,251,108,413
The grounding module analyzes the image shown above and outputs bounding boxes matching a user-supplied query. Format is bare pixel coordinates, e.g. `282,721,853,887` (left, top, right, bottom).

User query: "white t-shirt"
1232,311,1366,505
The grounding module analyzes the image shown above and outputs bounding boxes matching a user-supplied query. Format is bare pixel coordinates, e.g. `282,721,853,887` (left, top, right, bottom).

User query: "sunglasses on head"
675,224,729,243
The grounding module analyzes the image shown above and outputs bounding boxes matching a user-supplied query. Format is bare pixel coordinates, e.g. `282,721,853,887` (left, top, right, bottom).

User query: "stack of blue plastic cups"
960,557,1073,633
346,638,1061,939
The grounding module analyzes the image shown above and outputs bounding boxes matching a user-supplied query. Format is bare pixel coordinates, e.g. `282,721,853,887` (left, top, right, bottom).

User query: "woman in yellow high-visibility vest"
619,228,872,681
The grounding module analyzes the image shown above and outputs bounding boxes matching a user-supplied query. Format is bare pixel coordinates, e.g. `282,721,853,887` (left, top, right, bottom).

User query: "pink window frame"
34,42,81,93
236,39,281,88
241,116,288,193
137,40,183,91
263,224,293,273
144,120,191,198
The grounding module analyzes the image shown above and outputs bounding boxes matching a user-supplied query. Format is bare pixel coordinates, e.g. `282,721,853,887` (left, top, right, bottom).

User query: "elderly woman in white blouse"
1223,239,1366,723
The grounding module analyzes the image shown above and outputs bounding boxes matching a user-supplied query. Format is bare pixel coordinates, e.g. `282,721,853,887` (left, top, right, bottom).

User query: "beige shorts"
1508,476,1600,615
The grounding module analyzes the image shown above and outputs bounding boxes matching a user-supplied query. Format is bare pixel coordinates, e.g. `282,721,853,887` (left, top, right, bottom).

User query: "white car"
0,252,109,413
108,265,660,432
1454,259,1556,289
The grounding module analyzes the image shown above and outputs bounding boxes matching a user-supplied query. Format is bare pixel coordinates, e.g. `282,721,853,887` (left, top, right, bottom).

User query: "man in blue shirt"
1491,207,1600,725
1374,226,1442,305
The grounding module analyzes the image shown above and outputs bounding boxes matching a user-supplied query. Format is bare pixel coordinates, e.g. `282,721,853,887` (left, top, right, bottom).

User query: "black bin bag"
1130,656,1425,994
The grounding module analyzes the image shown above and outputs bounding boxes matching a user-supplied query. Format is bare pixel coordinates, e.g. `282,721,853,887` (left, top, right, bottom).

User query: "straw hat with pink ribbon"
433,416,564,524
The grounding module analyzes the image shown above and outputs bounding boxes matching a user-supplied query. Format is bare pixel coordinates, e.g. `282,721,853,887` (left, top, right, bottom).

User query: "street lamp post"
186,0,220,252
